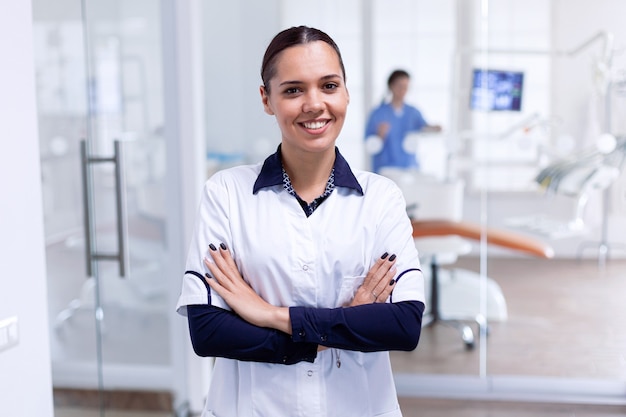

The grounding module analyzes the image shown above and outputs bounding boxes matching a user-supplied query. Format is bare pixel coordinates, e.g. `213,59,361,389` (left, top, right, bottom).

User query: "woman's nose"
302,90,323,113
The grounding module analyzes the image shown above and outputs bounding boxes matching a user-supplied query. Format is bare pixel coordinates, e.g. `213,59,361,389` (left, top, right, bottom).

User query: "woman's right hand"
349,253,397,306
204,244,292,334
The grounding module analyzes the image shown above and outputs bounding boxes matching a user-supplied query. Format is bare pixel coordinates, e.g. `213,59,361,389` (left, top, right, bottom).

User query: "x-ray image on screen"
470,69,524,112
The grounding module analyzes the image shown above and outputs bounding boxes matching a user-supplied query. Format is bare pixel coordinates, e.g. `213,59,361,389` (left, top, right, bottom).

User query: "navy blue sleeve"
187,304,318,365
289,300,424,352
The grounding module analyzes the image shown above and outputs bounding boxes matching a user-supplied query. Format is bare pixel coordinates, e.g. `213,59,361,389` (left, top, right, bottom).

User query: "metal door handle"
80,139,129,277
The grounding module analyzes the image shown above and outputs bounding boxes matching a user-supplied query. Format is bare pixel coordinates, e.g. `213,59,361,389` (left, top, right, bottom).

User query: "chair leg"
430,257,440,322
423,256,481,350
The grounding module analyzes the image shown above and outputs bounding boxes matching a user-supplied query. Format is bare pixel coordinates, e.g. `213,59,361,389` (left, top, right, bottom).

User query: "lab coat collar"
253,144,363,195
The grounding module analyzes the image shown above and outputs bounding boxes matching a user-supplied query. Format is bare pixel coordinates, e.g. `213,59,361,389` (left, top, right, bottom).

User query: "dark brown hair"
387,69,410,88
261,26,346,94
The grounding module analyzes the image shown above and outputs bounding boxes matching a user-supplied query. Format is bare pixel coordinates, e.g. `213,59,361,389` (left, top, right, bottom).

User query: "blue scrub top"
365,102,427,173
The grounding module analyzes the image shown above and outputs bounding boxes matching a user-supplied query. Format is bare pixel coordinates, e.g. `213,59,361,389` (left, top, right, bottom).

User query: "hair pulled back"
261,26,346,94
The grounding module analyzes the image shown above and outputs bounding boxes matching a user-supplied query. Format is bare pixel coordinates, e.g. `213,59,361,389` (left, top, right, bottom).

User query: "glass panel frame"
36,0,181,413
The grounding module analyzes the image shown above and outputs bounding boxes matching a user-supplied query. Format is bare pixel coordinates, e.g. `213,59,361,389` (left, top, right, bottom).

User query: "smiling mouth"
302,120,329,130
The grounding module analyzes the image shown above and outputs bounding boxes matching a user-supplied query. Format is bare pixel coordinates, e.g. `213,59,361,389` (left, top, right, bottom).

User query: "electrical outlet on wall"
0,316,19,353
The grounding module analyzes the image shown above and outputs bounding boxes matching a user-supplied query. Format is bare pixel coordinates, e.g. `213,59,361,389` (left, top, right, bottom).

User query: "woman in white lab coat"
176,25,425,417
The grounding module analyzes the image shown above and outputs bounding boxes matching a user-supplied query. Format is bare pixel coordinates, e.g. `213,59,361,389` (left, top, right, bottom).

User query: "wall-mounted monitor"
470,69,524,112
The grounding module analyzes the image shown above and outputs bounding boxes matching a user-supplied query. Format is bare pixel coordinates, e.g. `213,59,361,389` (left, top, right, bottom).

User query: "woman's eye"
324,83,338,90
284,87,301,95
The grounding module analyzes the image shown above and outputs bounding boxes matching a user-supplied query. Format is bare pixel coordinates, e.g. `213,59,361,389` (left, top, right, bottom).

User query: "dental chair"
380,167,552,349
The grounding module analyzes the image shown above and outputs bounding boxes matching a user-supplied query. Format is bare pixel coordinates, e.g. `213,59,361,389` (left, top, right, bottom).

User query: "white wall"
0,0,54,415
202,0,282,170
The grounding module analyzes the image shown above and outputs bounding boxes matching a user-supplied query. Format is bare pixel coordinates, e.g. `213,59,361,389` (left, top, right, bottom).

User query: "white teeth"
303,121,327,129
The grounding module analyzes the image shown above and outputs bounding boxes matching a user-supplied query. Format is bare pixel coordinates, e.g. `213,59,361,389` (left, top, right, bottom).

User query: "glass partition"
381,0,626,401
35,0,185,414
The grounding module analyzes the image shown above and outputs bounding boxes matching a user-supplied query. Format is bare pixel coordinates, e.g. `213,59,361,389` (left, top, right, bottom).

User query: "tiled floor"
390,257,626,379
392,256,626,416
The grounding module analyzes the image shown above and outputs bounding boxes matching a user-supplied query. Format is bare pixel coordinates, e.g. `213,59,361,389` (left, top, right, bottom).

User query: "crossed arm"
187,244,424,364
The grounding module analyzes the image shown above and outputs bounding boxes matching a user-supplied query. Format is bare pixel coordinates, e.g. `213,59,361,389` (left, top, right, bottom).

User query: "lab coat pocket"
336,275,365,307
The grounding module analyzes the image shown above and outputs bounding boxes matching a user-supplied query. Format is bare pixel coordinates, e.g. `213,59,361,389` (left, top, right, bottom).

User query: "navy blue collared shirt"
254,146,363,193
254,146,364,217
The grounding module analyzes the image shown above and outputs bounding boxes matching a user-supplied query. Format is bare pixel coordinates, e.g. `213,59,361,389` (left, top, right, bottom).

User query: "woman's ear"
260,86,274,115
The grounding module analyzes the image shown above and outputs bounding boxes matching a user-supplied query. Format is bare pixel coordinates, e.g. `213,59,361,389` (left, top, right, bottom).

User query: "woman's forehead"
273,42,343,81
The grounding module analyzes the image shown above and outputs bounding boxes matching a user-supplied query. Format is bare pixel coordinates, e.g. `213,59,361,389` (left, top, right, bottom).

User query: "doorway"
33,0,187,414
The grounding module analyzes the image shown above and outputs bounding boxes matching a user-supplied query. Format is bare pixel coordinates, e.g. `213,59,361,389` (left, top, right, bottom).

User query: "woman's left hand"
350,253,397,306
204,244,291,334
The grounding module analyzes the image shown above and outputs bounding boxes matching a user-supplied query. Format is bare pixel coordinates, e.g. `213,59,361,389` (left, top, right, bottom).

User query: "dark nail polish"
389,279,395,286
381,252,389,260
389,254,396,262
205,273,212,279
209,243,217,251
220,242,227,250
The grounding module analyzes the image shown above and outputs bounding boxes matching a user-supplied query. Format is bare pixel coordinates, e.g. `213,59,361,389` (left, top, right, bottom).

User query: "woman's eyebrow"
278,80,302,87
320,74,342,81
278,74,342,87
